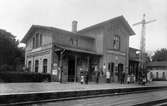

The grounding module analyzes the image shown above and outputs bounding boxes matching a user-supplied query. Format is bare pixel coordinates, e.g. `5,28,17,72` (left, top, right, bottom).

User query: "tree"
152,48,167,61
0,29,25,71
144,52,151,63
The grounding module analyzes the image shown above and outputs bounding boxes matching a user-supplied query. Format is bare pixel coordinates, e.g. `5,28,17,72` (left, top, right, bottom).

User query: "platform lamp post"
136,50,141,82
59,49,65,83
54,48,65,83
59,52,63,83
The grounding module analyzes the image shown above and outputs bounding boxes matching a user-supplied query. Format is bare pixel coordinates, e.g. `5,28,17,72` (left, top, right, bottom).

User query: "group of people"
80,66,100,84
80,64,112,84
80,64,149,85
80,71,89,84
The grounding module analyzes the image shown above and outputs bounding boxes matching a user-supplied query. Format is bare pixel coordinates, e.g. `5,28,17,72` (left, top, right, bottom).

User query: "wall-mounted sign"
52,69,58,75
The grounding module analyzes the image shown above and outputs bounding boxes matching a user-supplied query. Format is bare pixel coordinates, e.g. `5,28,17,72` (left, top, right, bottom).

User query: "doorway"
108,62,114,81
118,63,123,82
68,56,75,82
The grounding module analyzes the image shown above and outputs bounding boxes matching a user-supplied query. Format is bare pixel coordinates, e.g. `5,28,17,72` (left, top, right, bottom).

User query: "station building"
21,16,135,83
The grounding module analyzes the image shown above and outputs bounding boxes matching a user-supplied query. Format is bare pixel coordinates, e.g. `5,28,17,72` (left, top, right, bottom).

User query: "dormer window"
70,38,78,47
32,32,42,49
74,39,78,47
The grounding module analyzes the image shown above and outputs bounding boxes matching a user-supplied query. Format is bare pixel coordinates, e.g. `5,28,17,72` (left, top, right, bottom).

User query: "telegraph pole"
133,14,156,73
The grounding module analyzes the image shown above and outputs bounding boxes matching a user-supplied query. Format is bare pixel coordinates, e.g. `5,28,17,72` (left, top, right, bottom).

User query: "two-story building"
21,16,135,83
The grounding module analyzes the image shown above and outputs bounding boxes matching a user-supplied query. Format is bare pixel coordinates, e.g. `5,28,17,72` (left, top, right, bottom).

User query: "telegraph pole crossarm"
145,19,156,24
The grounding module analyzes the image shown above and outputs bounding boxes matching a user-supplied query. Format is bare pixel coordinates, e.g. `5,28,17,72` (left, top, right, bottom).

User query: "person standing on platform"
95,65,100,83
85,71,88,84
106,70,110,83
127,74,130,84
121,71,125,84
85,67,89,84
80,71,84,84
103,63,106,75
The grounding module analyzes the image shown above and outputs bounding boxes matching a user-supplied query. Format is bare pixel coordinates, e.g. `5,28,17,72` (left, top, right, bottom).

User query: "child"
106,71,110,83
80,72,84,84
127,75,130,84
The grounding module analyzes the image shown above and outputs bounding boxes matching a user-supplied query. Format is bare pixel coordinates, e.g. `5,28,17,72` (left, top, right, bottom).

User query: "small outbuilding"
147,61,167,80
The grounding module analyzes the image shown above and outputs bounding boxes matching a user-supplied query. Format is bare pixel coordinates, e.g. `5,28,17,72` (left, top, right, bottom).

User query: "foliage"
143,52,151,63
0,29,25,71
0,64,13,72
152,48,167,61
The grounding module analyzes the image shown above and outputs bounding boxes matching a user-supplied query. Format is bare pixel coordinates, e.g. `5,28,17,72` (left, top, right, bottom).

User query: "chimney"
72,20,78,33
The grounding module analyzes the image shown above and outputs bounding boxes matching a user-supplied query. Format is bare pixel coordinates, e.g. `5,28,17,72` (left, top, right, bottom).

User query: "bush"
0,71,51,83
0,64,13,72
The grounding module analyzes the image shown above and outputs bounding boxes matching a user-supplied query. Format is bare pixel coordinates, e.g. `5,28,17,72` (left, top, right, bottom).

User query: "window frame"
32,37,35,48
113,35,120,50
156,72,159,79
35,60,39,73
70,38,79,47
32,32,42,49
43,59,47,73
162,72,166,79
28,61,31,71
39,33,42,46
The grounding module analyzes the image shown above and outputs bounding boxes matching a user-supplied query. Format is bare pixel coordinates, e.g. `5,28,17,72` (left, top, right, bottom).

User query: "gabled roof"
21,25,94,43
21,16,135,43
147,61,167,67
78,16,135,36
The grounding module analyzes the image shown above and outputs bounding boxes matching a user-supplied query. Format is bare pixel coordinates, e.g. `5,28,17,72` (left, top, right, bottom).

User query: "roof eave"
21,25,34,43
78,15,136,36
120,16,135,36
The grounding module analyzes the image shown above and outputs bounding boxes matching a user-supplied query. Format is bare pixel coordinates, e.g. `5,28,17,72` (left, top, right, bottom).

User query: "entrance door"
111,63,114,78
108,62,114,79
68,57,75,82
118,63,123,82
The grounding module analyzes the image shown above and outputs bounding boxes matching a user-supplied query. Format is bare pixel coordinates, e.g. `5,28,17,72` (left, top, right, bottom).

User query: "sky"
0,0,166,53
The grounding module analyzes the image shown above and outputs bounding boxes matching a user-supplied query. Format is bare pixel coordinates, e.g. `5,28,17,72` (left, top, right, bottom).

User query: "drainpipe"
74,55,77,82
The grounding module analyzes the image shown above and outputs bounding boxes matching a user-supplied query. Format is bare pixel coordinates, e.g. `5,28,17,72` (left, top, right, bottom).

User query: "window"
156,72,159,79
36,33,39,48
71,38,78,47
35,60,39,72
113,35,120,50
28,61,31,71
33,37,35,48
40,33,42,46
71,38,74,45
162,72,166,80
75,39,79,47
150,72,153,79
32,32,42,49
108,63,111,70
43,59,47,73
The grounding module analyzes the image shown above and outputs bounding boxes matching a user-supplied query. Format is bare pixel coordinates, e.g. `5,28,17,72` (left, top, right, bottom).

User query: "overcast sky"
0,0,166,52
